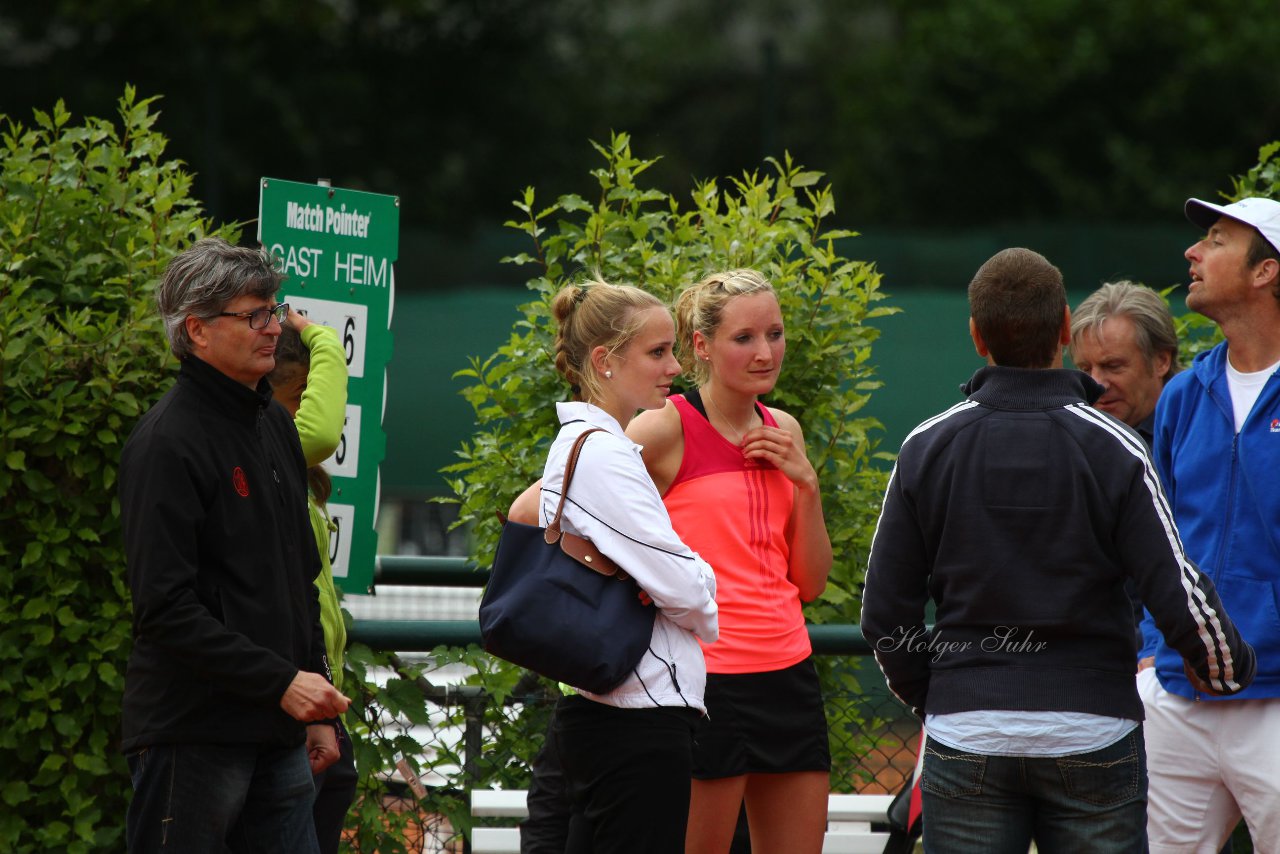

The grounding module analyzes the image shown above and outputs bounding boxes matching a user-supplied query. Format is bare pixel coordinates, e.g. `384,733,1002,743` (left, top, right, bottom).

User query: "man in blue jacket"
119,238,350,853
862,247,1254,853
1139,197,1280,853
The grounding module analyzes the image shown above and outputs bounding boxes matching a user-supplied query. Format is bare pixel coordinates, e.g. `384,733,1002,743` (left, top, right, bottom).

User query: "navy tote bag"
479,429,656,694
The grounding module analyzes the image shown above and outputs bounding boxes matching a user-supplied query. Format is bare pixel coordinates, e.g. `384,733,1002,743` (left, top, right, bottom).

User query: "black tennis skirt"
692,657,831,779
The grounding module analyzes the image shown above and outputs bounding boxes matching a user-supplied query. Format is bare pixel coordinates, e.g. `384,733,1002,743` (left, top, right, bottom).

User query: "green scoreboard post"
257,178,399,594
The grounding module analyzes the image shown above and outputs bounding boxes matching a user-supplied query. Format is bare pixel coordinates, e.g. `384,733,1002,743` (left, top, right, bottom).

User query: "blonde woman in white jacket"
511,279,718,853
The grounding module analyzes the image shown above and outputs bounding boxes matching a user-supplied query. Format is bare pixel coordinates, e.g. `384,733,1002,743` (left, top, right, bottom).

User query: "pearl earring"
605,370,612,379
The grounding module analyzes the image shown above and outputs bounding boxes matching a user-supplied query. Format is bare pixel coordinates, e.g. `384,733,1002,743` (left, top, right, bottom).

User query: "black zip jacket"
861,366,1255,721
119,355,328,751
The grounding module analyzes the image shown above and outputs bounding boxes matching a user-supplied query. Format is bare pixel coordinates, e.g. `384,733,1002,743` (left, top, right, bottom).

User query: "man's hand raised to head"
280,671,350,721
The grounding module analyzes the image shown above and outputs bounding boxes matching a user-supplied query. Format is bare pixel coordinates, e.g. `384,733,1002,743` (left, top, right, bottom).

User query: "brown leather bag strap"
545,428,605,544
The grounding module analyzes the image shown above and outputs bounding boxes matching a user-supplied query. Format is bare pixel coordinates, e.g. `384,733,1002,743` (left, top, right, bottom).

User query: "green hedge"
0,87,234,852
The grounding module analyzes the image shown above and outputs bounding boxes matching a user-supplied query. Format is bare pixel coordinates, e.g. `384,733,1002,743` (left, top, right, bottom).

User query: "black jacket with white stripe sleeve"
860,366,1255,721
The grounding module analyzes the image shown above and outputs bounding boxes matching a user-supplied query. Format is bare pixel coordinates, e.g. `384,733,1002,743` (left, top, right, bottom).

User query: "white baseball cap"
1185,196,1280,255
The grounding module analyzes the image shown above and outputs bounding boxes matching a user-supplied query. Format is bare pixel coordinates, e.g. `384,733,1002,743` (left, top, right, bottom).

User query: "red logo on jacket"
232,467,250,497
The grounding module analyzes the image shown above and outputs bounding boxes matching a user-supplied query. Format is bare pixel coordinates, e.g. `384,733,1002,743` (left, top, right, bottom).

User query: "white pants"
1138,667,1280,853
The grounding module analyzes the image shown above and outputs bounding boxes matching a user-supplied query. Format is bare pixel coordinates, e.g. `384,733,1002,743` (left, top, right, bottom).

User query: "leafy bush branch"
0,87,232,853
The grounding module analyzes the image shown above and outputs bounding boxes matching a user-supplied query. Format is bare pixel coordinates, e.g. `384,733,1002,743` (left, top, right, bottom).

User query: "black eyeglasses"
216,303,289,330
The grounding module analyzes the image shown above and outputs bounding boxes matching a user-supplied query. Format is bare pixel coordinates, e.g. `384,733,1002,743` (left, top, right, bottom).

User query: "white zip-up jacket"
540,402,719,712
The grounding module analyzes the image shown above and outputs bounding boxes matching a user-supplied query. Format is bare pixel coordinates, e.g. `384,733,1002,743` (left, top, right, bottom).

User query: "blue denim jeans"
126,742,319,853
921,728,1147,854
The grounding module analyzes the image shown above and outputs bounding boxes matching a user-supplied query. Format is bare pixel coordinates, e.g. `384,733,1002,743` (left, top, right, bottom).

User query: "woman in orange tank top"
628,269,834,854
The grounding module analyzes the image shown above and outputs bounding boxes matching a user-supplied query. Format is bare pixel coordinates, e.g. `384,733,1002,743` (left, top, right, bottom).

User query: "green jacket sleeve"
295,323,348,466
295,323,350,688
310,498,348,691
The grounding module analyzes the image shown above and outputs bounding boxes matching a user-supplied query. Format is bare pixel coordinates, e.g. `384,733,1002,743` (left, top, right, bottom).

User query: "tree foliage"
817,0,1280,227
0,87,233,852
4,1,1278,240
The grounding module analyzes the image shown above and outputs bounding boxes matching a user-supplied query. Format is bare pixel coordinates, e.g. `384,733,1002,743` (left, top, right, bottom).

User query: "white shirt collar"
555,400,631,439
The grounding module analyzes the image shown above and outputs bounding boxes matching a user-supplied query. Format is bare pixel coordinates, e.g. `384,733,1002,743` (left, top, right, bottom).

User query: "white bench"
470,789,895,854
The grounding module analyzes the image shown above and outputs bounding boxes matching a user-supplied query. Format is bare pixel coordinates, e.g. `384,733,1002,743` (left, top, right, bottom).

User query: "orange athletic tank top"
664,392,811,673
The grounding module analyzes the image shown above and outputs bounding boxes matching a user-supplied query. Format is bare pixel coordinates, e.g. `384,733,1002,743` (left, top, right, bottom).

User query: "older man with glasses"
118,237,349,853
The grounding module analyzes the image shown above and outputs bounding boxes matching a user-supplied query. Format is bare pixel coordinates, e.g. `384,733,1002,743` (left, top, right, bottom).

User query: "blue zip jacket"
1142,341,1280,700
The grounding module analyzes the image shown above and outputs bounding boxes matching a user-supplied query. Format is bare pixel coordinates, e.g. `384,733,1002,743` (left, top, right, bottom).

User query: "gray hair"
157,238,283,358
1070,281,1181,381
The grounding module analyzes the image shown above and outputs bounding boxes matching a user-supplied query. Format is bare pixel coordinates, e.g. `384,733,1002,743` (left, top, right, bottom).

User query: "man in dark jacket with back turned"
119,237,349,853
860,247,1255,853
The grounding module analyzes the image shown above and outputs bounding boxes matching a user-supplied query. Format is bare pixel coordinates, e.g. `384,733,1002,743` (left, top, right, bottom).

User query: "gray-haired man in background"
1069,280,1181,448
1070,281,1183,652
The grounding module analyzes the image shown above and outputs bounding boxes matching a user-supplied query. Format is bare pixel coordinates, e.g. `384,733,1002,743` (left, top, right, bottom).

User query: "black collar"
178,355,273,426
1134,413,1155,450
961,365,1103,410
